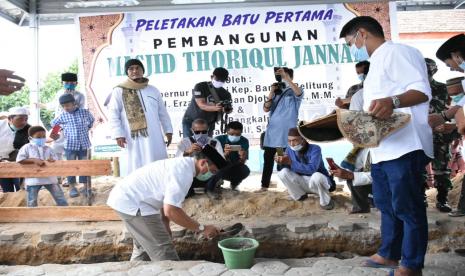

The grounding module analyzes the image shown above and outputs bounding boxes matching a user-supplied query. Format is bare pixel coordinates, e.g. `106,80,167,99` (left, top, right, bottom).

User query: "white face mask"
290,144,303,151
358,74,365,82
212,79,225,89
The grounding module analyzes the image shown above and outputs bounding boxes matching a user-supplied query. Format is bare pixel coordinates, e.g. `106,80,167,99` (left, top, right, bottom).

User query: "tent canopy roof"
1,0,464,26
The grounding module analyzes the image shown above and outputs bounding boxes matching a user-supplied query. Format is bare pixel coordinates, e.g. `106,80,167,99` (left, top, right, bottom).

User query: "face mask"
196,163,214,181
350,32,370,61
358,74,365,82
290,144,303,152
31,137,46,147
452,94,465,104
228,135,240,143
193,133,209,147
64,83,76,90
212,79,225,89
459,61,465,71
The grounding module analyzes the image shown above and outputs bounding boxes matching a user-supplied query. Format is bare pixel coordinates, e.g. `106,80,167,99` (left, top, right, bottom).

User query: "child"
51,94,94,198
16,126,68,207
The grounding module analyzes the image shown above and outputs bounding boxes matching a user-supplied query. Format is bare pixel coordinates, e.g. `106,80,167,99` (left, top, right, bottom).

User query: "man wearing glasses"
340,16,432,276
176,119,224,199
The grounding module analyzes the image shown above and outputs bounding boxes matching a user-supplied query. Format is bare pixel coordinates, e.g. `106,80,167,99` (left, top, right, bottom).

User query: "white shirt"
0,120,15,159
349,89,364,111
16,143,58,186
176,137,224,157
363,41,433,163
107,157,196,216
352,148,372,187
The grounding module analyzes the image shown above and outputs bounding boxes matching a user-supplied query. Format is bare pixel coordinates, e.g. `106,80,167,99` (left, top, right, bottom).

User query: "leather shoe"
436,202,452,213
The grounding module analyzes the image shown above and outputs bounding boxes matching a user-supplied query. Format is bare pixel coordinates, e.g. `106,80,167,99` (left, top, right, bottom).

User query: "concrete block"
171,226,186,238
82,229,107,239
62,266,105,276
368,220,381,231
0,230,24,241
250,261,290,275
189,263,227,276
158,271,192,276
312,260,352,274
286,220,328,233
128,264,166,276
328,221,354,232
41,231,66,242
120,230,133,244
349,267,391,276
245,223,285,235
7,267,45,276
353,221,369,230
284,267,326,276
221,269,260,276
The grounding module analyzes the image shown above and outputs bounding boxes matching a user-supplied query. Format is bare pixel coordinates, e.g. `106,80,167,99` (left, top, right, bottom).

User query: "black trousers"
346,180,372,212
261,147,285,188
187,163,250,197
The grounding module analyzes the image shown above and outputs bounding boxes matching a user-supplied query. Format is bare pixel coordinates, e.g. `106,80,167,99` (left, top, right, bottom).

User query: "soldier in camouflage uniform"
426,58,459,212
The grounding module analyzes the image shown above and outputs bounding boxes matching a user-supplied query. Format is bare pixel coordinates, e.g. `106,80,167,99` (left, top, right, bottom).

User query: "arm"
352,172,373,187
157,90,173,135
107,88,127,147
160,208,172,237
263,85,276,113
87,110,95,129
163,204,219,238
195,98,222,112
290,146,322,175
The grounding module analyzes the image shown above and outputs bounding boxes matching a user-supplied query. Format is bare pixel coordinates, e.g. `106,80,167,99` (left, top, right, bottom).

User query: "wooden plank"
0,206,120,223
0,160,111,178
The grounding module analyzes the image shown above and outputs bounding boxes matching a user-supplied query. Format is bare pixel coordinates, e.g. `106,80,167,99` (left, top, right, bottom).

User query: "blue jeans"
371,150,430,270
26,184,68,207
0,178,21,192
65,149,88,184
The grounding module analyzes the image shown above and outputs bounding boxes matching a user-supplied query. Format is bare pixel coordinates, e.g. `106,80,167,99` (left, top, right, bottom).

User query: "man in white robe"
108,59,173,174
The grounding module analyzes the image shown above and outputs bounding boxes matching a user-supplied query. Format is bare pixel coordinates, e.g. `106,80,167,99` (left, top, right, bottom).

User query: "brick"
328,221,354,232
82,229,107,239
245,223,285,235
188,263,227,276
0,230,24,241
353,221,369,230
250,261,290,275
41,231,66,242
286,220,328,233
120,230,133,244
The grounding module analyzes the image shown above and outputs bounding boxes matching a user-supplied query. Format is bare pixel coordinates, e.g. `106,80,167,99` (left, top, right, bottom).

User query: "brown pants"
117,210,179,261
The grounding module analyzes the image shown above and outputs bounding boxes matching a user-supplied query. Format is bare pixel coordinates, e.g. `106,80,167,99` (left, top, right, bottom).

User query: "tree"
0,60,79,129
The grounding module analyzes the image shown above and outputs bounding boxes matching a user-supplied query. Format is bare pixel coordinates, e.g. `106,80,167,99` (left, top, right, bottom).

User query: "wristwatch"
391,96,401,109
198,224,205,232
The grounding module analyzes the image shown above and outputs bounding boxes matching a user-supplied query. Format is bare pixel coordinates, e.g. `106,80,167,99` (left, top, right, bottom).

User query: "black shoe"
436,202,452,213
449,209,465,217
298,194,308,201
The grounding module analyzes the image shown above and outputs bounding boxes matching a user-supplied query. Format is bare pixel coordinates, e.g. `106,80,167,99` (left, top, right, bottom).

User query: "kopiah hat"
61,72,78,82
125,59,145,75
436,34,465,61
8,106,29,116
288,127,301,137
201,144,228,169
59,93,76,105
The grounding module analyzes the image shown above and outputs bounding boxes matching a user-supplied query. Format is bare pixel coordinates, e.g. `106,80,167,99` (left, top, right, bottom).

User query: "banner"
78,1,393,151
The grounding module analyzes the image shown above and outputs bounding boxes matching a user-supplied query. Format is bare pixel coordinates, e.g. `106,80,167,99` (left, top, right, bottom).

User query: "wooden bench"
0,160,120,222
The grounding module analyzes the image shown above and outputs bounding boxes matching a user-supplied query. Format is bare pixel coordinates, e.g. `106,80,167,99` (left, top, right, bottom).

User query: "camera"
219,99,233,113
273,67,288,95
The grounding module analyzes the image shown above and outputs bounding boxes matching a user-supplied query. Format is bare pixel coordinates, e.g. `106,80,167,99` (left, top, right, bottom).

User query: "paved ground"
1,253,464,276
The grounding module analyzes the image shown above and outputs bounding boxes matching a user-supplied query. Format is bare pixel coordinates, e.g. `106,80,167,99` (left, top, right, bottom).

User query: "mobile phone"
50,125,61,136
276,147,284,156
230,145,241,151
326,157,338,170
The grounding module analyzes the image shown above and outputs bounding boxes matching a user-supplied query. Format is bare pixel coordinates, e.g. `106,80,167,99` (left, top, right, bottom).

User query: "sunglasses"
193,130,208,134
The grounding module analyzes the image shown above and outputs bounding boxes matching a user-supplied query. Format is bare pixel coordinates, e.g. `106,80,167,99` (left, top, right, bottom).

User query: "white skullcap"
8,106,29,116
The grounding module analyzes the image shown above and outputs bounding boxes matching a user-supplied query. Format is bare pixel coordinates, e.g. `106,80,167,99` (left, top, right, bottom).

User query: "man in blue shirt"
275,128,334,210
214,121,250,194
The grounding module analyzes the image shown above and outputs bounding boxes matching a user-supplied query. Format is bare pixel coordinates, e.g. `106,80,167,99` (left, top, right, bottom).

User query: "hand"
34,160,46,167
224,144,231,156
456,107,465,135
335,97,344,108
0,69,25,96
116,137,127,148
428,113,446,129
188,143,202,155
202,225,220,239
50,133,60,141
275,155,291,165
239,149,247,163
165,133,173,147
214,103,223,112
330,167,354,180
369,97,394,119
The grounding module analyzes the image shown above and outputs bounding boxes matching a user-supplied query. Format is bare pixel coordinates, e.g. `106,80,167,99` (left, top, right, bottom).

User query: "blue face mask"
31,137,46,147
459,61,465,71
228,135,241,143
64,83,76,90
196,163,214,181
358,74,366,82
9,124,19,132
350,32,370,61
452,94,465,104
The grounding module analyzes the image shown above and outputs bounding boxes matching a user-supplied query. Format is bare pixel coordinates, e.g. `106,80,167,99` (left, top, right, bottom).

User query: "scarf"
117,78,149,138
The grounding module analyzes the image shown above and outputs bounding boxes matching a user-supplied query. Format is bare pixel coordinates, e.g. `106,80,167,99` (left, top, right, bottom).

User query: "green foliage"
0,60,79,129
